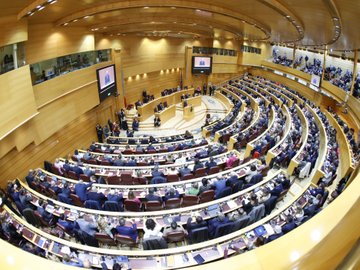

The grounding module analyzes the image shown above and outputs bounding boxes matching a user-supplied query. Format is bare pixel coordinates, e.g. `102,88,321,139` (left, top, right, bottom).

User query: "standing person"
154,116,161,127
202,83,207,95
96,124,103,143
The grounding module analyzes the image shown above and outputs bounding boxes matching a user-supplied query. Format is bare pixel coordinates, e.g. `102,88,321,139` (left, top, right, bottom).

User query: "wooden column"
183,46,193,87
349,50,358,98
291,45,296,68
321,46,327,83
111,48,125,109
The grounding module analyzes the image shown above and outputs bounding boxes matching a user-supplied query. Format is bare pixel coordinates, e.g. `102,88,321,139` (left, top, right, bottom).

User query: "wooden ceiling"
2,0,360,51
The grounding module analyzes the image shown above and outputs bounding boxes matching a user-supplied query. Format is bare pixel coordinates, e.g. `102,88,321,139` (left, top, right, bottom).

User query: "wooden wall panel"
241,42,271,66
0,65,38,140
95,35,211,77
31,82,100,144
0,98,117,183
33,61,112,108
124,69,181,104
213,39,240,51
26,24,95,64
0,16,28,47
208,73,238,85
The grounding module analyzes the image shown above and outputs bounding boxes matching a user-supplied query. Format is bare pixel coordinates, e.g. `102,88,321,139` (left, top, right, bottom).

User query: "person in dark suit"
207,212,230,238
198,178,211,195
212,177,227,198
205,157,217,172
186,216,207,234
71,162,84,177
179,165,192,178
164,188,180,201
74,180,92,201
132,118,139,131
270,180,284,198
303,198,319,217
150,174,166,184
226,173,239,187
151,166,165,178
192,158,204,173
115,218,138,242
60,182,72,198
87,186,106,205
282,216,297,234
96,124,103,143
145,188,162,203
126,156,137,166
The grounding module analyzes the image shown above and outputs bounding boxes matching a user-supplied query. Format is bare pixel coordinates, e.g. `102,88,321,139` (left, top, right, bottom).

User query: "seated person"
106,189,123,209
198,178,211,195
143,218,163,239
226,153,239,168
163,221,188,238
116,217,138,241
205,157,217,171
282,216,297,234
124,191,141,208
186,182,200,195
145,188,163,203
208,212,230,238
186,216,207,235
76,215,98,237
192,158,204,173
87,186,106,205
164,188,180,201
212,176,227,198
179,164,192,178
74,180,92,201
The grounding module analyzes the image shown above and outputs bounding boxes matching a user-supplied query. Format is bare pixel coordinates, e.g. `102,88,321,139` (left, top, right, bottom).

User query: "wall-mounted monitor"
192,56,212,74
96,64,117,101
311,74,321,88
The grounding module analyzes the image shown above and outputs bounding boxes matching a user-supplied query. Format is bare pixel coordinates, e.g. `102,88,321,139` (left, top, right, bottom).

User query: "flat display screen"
192,56,212,74
96,64,117,101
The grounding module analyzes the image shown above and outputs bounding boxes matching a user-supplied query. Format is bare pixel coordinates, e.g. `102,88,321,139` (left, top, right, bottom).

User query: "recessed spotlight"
84,16,90,19
64,22,68,26
73,19,78,22
144,6,149,9
171,7,176,9
50,0,57,4
38,6,45,11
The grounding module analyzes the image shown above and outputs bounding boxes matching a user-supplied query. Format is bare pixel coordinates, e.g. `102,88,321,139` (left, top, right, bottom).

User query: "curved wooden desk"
137,88,195,121
155,104,176,124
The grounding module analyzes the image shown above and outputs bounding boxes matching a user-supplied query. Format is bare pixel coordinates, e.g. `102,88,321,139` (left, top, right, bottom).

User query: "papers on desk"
92,256,100,265
140,191,146,197
60,245,71,255
45,204,55,213
264,224,275,236
226,200,237,209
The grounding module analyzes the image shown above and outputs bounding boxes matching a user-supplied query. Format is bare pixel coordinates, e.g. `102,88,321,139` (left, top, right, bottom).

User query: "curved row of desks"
34,159,258,199
58,150,233,180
